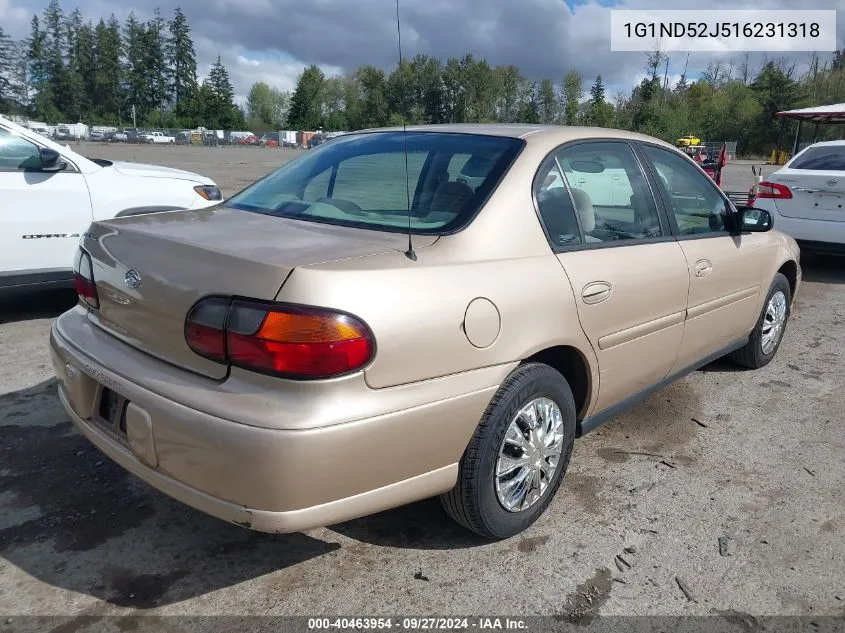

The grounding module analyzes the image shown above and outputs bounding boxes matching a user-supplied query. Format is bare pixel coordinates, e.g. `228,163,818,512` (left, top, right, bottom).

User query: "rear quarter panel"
277,248,597,391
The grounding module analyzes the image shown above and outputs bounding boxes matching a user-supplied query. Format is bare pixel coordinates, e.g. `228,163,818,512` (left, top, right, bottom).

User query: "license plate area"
96,386,128,437
813,192,844,211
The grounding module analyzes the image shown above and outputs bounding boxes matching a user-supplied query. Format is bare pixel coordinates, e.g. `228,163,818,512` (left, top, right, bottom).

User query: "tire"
729,272,791,369
440,363,577,539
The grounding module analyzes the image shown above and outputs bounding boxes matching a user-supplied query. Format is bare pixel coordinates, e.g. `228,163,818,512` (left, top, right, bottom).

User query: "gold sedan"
51,124,800,539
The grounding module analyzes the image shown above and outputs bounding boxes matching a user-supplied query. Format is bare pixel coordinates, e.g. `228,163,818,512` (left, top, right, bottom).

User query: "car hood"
110,160,214,185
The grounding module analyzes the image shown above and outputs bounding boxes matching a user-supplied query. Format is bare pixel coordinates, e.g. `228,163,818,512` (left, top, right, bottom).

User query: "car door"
535,140,689,415
0,125,92,282
637,142,768,374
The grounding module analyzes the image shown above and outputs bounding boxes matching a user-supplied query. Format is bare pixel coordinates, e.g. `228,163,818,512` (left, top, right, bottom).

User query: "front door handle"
582,281,613,305
694,259,712,278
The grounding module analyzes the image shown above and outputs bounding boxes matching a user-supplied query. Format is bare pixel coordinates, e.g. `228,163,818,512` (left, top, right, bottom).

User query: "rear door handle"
694,259,712,278
581,281,612,304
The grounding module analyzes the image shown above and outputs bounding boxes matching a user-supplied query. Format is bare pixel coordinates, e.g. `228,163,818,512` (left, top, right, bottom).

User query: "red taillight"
72,249,99,309
185,297,229,362
756,181,793,199
184,298,375,380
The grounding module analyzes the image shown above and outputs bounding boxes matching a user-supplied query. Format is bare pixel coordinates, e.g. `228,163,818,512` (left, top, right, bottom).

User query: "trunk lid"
82,206,432,379
771,168,845,223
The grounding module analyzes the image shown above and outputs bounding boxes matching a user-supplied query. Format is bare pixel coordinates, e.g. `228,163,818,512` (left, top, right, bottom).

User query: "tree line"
2,0,844,153
283,50,845,155
0,0,243,129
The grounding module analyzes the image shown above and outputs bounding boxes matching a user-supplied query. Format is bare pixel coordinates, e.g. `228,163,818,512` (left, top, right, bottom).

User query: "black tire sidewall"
473,364,577,539
753,273,792,364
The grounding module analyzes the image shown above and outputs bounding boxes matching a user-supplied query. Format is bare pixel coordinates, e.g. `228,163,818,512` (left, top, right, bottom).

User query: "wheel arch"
776,259,799,301
521,345,594,420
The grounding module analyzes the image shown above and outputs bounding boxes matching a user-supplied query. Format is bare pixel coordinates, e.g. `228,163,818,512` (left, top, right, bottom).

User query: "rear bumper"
50,308,505,532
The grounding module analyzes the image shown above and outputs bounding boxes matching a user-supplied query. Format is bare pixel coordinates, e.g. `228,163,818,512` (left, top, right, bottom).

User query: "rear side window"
226,132,524,234
790,146,845,171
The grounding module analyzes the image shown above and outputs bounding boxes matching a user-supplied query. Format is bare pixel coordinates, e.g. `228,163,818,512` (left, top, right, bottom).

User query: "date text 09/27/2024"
307,618,528,630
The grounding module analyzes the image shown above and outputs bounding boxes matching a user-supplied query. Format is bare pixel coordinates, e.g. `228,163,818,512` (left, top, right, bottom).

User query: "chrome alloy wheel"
495,397,565,513
761,290,788,355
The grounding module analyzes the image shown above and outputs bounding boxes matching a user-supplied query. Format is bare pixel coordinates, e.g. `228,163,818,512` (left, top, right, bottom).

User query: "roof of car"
797,140,845,148
355,123,673,147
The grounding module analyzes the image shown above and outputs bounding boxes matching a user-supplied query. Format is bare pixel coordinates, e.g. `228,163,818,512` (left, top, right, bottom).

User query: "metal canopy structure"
772,104,845,163
775,103,845,124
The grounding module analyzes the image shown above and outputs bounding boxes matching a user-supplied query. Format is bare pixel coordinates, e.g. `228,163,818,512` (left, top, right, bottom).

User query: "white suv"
754,140,845,254
0,116,223,296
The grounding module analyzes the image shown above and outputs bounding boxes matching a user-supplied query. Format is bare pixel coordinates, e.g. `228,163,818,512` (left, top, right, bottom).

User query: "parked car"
175,131,191,145
111,131,128,143
257,132,280,147
54,126,75,142
676,134,701,147
50,124,800,539
753,140,845,254
141,131,176,144
0,115,223,296
87,131,105,142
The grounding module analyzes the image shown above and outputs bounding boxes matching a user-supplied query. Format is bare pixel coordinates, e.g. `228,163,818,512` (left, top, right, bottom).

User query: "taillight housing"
756,181,793,199
72,249,99,309
185,298,375,380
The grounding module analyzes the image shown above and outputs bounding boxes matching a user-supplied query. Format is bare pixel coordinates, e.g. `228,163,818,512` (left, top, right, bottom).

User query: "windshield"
226,131,524,234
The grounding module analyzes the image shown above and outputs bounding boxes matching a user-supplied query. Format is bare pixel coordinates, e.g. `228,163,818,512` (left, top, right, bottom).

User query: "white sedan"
0,116,223,296
754,140,845,254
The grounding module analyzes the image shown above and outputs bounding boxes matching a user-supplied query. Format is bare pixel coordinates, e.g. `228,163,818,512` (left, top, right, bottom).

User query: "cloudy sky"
2,0,843,102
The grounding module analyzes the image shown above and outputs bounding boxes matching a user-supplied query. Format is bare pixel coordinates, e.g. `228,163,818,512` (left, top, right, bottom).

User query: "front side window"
790,145,845,171
642,144,729,236
553,141,664,243
226,132,524,234
0,128,41,171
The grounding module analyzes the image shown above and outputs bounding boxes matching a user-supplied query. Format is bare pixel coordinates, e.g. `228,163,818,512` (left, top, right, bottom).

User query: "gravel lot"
1,144,843,623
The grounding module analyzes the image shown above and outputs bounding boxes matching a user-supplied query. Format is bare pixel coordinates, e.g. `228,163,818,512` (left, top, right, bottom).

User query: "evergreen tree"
123,12,146,122
94,17,123,122
144,8,169,118
287,64,325,130
202,55,242,128
27,16,54,119
167,7,198,118
62,9,93,120
0,27,15,109
589,75,606,104
42,0,66,119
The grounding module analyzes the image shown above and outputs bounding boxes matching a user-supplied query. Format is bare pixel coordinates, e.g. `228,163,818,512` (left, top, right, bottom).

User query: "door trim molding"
686,286,759,320
597,310,685,351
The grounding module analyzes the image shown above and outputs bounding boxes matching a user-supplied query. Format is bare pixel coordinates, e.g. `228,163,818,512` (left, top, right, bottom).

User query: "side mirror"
39,147,65,172
738,206,773,232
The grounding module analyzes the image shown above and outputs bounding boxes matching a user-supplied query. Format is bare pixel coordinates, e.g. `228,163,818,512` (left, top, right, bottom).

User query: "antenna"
395,0,416,261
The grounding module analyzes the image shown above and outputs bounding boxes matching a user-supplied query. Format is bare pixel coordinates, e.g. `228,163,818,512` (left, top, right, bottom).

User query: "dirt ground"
0,144,843,623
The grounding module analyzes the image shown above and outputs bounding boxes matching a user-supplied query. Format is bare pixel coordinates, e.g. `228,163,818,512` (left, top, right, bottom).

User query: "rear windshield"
226,131,524,234
791,146,845,171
